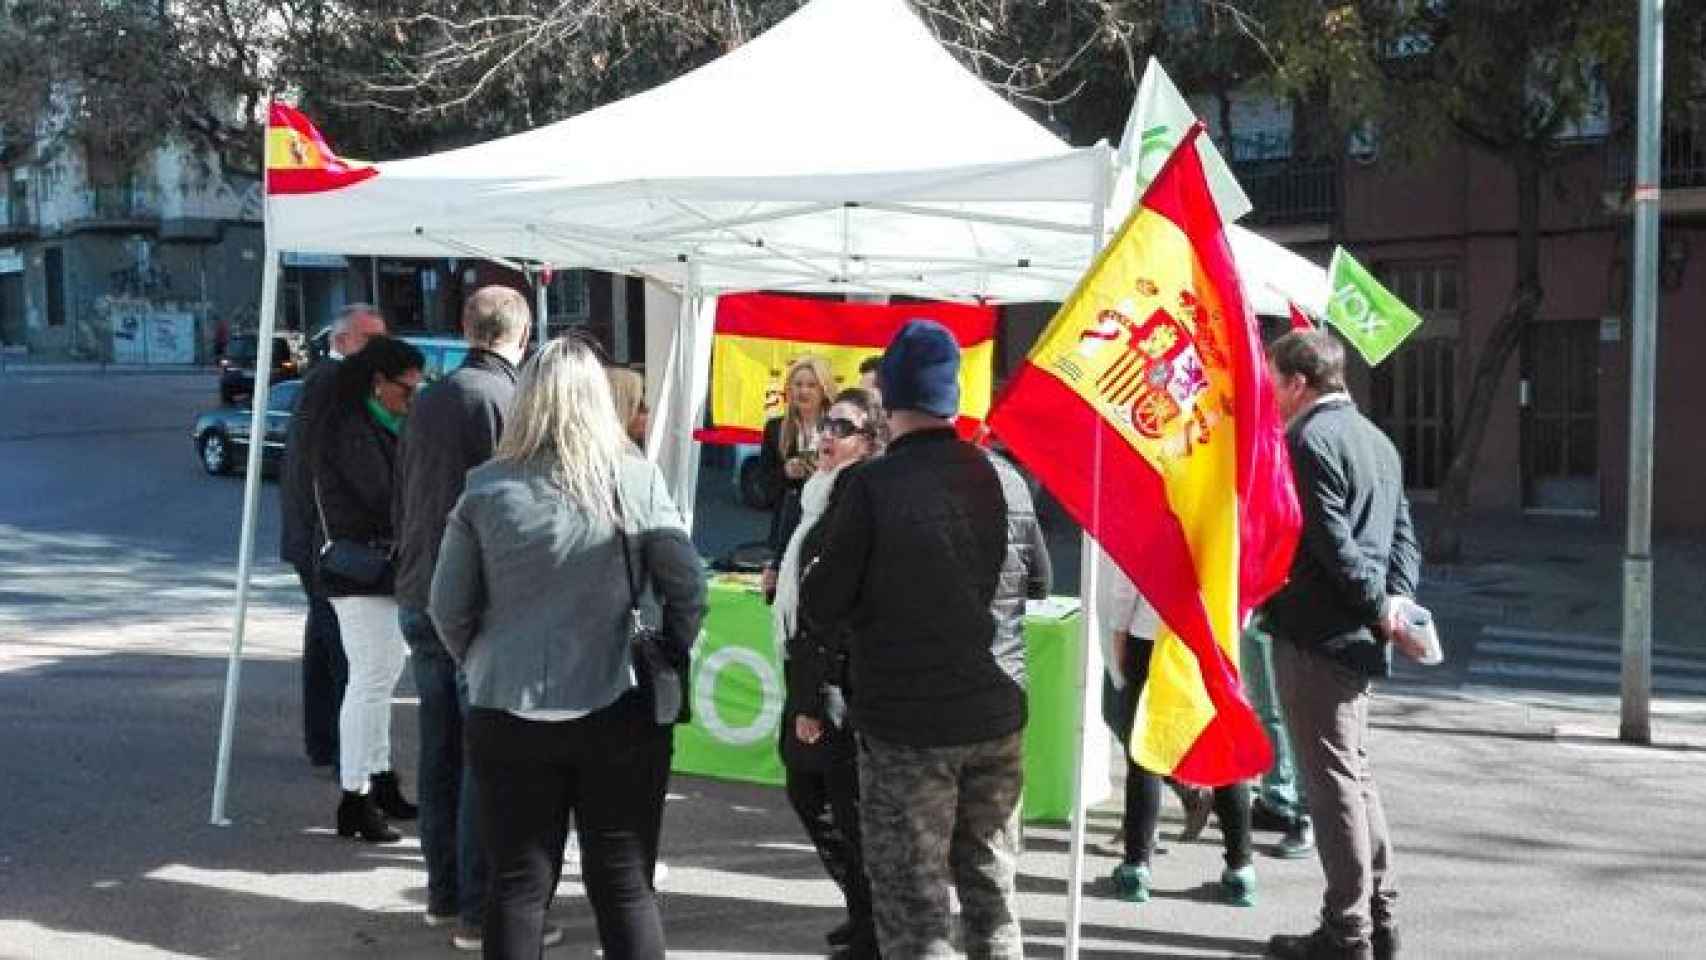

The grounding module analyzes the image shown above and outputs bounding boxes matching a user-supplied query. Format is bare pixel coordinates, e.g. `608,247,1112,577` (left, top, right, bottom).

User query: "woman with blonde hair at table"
760,354,837,597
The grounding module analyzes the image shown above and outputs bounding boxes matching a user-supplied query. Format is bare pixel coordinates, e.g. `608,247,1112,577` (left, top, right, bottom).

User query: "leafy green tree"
1261,0,1704,560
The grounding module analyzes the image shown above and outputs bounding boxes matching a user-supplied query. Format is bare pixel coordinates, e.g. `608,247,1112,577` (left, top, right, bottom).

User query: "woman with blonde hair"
431,337,706,960
605,366,649,447
759,354,836,597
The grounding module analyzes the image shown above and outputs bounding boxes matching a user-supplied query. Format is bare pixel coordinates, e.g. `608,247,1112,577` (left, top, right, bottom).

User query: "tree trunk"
1427,148,1545,562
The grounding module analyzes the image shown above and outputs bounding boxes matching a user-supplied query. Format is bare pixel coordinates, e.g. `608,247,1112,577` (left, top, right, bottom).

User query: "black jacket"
1263,395,1421,677
279,361,341,568
761,416,808,558
780,469,859,771
801,428,1040,748
311,404,401,597
392,349,518,610
988,449,1052,682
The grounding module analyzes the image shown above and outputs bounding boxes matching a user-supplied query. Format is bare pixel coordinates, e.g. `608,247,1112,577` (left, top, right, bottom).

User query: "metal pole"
1621,0,1664,745
1063,142,1112,960
534,268,549,346
211,247,281,825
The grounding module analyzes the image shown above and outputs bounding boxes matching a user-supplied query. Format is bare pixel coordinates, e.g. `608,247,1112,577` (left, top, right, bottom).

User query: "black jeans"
467,692,673,960
784,730,874,950
295,563,347,763
1114,633,1252,869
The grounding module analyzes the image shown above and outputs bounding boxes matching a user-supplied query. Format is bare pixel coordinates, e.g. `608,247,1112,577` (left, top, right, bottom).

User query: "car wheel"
198,431,233,476
738,456,779,510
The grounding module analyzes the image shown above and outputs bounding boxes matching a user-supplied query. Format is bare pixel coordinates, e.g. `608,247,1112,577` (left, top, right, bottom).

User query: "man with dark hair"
1262,330,1420,960
857,354,883,392
280,303,386,767
803,319,1050,960
392,285,542,951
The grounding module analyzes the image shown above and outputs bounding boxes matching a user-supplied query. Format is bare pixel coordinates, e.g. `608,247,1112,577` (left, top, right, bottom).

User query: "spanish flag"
703,293,996,445
988,125,1299,786
266,102,378,196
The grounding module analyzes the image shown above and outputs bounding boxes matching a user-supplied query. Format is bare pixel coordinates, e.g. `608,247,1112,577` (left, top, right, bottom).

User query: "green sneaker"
1110,862,1151,903
1220,863,1256,907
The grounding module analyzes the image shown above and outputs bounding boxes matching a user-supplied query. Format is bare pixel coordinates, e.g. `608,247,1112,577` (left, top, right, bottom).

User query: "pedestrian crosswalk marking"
1471,626,1706,698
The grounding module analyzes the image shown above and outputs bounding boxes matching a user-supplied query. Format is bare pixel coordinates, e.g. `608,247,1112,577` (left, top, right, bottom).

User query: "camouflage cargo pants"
858,731,1024,960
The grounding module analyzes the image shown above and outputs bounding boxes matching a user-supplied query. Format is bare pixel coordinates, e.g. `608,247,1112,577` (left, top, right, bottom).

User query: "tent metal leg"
210,247,282,826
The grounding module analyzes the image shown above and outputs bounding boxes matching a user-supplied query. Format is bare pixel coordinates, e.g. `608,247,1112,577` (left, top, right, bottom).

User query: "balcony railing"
79,185,159,221
1607,124,1706,192
0,196,34,231
1231,156,1338,225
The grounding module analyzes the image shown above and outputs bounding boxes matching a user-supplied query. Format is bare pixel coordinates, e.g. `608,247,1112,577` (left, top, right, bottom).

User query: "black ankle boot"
369,771,418,820
337,791,401,843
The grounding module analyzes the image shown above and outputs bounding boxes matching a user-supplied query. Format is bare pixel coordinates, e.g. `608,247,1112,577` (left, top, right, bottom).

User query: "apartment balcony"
0,196,37,241
1232,156,1337,242
67,185,160,233
1604,124,1706,218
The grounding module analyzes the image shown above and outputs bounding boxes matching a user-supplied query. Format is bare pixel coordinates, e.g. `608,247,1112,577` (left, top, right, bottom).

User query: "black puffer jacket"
310,405,400,597
801,428,1043,748
780,469,859,772
987,449,1053,686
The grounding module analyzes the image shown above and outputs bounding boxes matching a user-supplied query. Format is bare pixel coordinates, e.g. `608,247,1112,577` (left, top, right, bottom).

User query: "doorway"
1521,319,1600,515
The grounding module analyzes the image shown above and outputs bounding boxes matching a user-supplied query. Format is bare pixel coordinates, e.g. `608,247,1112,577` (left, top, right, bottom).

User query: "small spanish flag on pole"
989,124,1299,786
265,102,378,196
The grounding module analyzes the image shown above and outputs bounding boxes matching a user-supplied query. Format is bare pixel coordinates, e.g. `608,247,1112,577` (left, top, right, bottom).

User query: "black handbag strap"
612,483,644,618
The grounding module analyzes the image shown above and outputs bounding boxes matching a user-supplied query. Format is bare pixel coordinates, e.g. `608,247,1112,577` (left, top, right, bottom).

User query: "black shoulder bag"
615,492,691,726
314,477,393,588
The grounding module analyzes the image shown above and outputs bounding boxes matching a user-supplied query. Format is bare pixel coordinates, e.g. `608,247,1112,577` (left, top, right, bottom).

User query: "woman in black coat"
768,387,883,960
307,335,426,842
759,354,836,596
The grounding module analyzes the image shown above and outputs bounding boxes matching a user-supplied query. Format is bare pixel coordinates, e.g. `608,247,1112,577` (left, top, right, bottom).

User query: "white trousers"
329,595,408,794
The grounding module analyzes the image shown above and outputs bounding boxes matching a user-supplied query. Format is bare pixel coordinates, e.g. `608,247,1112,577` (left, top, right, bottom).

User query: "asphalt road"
1,372,1702,959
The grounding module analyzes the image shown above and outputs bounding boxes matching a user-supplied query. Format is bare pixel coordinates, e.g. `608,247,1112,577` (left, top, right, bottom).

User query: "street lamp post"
1621,0,1664,744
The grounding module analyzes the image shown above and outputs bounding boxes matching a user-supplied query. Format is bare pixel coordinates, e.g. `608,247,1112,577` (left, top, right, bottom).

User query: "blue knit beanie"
878,319,960,419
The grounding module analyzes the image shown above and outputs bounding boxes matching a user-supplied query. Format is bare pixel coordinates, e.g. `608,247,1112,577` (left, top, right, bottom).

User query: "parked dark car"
193,379,301,476
219,333,305,404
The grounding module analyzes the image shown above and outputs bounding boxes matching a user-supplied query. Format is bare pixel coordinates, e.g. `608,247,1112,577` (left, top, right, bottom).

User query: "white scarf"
772,463,848,659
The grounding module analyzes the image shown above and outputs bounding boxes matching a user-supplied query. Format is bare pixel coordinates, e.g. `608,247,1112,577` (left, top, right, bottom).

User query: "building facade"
1198,91,1706,533
0,138,266,362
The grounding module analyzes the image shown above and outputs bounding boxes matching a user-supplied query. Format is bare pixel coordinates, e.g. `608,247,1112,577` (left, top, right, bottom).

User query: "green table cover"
672,575,1088,822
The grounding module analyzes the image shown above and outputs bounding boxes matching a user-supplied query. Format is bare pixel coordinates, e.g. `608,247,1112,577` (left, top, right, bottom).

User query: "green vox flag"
1325,246,1423,366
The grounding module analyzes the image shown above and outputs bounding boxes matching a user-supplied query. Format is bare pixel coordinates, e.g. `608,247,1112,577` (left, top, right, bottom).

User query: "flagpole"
1063,140,1112,960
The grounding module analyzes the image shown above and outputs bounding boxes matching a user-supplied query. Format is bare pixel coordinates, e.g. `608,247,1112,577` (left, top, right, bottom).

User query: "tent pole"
211,245,282,827
673,264,705,526
1064,141,1112,960
534,268,549,346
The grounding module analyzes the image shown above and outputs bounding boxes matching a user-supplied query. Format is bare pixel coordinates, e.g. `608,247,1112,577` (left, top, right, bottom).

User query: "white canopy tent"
214,1,1328,954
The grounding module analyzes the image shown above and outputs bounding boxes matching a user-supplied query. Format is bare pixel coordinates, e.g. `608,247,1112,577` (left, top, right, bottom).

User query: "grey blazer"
429,452,707,714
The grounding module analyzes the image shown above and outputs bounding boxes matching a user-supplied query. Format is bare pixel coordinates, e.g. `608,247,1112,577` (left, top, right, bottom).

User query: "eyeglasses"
821,416,870,440
386,376,420,397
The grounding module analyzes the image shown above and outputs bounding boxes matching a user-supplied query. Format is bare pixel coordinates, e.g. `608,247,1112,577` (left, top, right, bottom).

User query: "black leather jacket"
801,428,1048,748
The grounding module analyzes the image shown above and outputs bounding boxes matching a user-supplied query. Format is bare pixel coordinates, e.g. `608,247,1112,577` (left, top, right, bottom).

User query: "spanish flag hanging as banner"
266,102,378,196
988,125,1299,786
703,293,996,445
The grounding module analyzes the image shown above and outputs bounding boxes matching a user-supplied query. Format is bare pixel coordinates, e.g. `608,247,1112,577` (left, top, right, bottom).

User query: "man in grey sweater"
392,286,530,949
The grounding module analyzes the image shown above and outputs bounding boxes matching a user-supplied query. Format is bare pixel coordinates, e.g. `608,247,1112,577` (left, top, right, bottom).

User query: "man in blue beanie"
804,319,1051,960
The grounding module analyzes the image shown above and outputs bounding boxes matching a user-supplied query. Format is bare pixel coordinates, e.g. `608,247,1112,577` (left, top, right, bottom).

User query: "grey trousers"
1273,638,1397,943
859,731,1024,960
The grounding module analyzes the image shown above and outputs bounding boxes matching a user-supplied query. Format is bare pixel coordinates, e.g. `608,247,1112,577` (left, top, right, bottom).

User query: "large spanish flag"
988,126,1299,786
266,102,377,196
703,293,995,445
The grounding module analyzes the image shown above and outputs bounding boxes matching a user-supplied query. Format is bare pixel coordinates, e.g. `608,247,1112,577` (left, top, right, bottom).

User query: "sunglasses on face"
821,416,870,440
